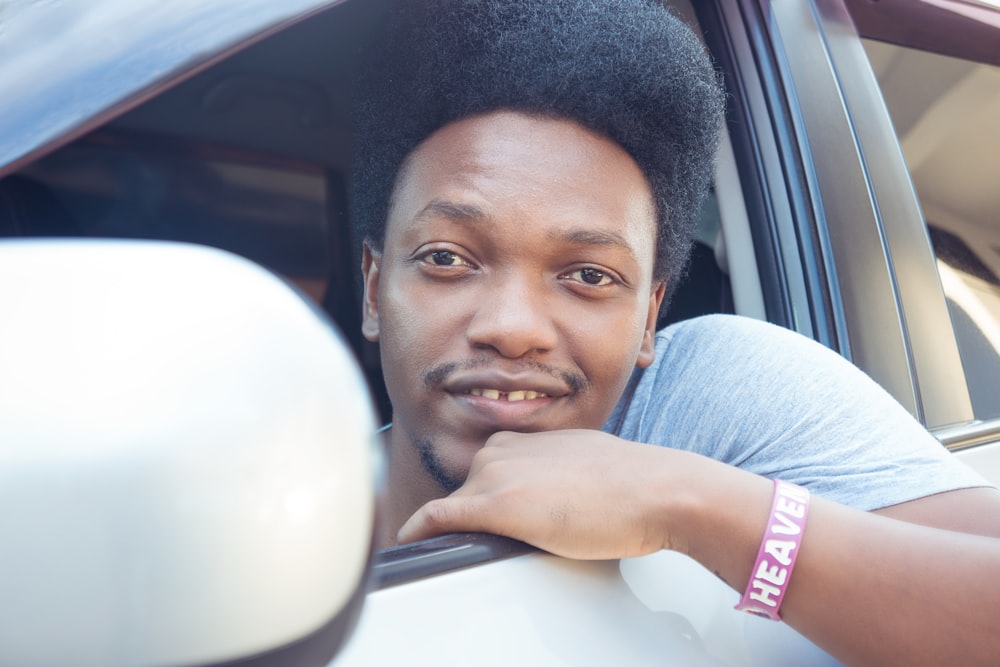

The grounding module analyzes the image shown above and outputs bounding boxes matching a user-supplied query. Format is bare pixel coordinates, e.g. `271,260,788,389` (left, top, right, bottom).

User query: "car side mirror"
0,240,378,667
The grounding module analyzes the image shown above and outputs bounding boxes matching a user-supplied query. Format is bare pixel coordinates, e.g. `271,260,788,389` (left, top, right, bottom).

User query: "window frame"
702,0,982,433
846,1,1000,446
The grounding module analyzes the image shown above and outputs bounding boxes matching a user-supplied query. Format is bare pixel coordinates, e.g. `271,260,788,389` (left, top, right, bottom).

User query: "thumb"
397,496,495,544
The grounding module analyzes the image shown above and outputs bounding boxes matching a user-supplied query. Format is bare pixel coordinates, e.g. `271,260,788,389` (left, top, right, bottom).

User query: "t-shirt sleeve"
603,314,992,510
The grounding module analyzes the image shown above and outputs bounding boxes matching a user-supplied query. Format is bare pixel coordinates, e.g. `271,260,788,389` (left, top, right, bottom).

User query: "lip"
440,370,573,432
446,391,562,432
441,370,572,398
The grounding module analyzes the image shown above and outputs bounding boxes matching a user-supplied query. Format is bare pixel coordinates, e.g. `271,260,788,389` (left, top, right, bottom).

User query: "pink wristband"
734,479,809,621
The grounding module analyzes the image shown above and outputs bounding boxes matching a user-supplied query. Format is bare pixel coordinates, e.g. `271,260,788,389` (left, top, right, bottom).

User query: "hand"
396,429,683,559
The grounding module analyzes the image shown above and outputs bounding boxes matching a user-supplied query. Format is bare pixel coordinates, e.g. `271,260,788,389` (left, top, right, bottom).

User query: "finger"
396,496,497,544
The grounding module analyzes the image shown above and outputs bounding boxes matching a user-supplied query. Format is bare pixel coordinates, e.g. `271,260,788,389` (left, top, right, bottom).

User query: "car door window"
14,134,334,302
862,36,1000,422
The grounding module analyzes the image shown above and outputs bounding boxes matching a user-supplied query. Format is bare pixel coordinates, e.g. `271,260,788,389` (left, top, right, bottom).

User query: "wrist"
733,479,810,620
659,452,776,590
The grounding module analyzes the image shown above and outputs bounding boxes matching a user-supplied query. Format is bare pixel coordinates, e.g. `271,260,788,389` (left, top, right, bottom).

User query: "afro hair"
353,0,725,300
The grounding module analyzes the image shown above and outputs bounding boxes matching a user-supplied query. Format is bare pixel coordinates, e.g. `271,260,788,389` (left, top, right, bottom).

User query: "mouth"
444,384,565,433
432,365,580,432
466,388,549,401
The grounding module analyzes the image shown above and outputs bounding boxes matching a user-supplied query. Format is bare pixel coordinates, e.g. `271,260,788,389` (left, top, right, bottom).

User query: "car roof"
0,0,347,178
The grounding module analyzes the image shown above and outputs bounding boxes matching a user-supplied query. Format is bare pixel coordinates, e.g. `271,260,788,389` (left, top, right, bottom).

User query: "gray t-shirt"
603,314,990,510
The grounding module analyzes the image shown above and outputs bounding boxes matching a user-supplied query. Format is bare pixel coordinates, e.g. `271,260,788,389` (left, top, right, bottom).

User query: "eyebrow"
412,199,491,225
555,228,633,253
412,198,638,258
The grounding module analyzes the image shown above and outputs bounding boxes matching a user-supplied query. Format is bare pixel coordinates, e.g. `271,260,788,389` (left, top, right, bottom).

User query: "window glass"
864,38,1000,421
15,131,333,302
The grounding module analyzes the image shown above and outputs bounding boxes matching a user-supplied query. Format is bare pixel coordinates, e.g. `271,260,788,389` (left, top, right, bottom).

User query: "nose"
465,277,558,358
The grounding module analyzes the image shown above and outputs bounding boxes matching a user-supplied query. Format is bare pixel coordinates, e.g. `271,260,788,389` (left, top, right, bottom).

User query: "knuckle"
485,430,520,447
422,500,455,529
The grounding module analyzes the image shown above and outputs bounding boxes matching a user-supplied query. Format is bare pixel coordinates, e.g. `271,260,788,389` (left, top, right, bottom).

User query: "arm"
398,429,1000,667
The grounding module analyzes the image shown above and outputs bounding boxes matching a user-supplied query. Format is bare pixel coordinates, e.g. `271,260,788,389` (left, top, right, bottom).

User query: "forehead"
386,111,657,258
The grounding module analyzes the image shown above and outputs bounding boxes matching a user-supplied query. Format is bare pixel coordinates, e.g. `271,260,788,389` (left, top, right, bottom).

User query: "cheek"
376,269,460,375
567,303,651,396
589,330,643,385
376,292,429,413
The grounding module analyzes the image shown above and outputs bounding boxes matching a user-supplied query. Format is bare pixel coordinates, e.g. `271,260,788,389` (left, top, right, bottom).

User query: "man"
353,1,1000,665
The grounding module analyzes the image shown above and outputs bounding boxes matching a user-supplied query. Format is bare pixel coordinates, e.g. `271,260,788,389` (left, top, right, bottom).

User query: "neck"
377,425,446,549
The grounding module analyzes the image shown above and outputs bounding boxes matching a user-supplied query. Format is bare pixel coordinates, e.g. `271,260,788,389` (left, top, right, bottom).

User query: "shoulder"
645,314,849,391
611,315,990,508
655,313,829,356
611,314,847,437
634,315,903,437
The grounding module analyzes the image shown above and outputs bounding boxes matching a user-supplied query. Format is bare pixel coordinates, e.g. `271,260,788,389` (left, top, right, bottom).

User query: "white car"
2,0,999,665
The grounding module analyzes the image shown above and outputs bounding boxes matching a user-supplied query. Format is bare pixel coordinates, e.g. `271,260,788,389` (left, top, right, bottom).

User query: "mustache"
421,357,589,394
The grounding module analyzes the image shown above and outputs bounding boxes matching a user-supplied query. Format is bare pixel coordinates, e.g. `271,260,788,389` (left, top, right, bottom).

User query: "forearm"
668,450,1000,667
790,501,999,666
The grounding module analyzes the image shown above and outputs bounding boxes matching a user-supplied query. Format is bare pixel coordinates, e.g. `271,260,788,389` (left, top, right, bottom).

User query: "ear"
361,242,382,342
636,281,666,368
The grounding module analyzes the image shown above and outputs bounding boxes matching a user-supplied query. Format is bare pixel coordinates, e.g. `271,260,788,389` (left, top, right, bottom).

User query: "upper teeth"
469,389,547,401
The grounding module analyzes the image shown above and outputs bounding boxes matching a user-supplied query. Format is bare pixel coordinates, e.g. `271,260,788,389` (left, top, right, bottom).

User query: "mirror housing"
0,240,378,666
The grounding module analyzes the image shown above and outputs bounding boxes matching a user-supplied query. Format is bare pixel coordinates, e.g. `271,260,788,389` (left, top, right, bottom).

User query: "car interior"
0,0,996,423
0,0,759,424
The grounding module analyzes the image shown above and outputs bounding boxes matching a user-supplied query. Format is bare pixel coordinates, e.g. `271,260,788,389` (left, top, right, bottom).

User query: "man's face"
362,110,664,491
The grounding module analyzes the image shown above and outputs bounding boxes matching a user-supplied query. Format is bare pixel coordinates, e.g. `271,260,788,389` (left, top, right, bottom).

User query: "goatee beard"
415,437,464,493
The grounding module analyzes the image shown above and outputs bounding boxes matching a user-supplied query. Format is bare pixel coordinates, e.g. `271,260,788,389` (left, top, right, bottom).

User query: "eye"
568,267,615,287
422,250,471,267
416,248,476,270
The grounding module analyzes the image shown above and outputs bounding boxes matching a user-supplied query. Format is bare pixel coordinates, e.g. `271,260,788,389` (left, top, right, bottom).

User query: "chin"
414,436,474,494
